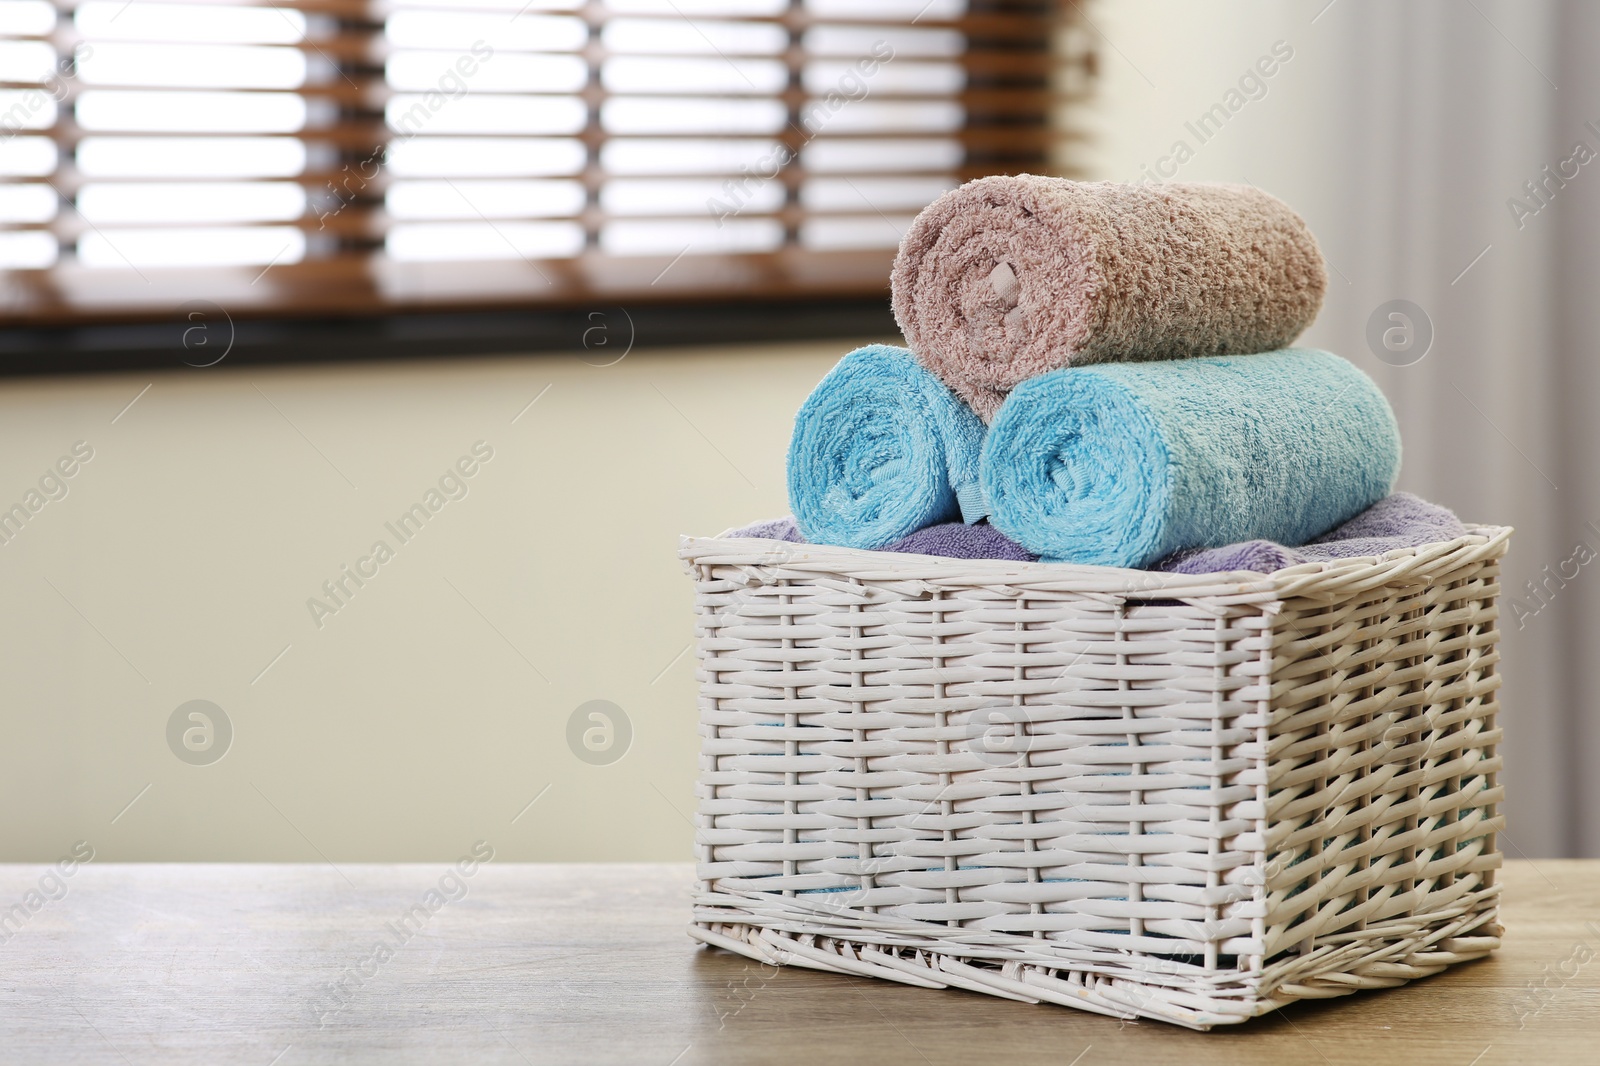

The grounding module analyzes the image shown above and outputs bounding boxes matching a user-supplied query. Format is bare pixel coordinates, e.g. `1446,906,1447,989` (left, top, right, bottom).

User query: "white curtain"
1093,0,1600,855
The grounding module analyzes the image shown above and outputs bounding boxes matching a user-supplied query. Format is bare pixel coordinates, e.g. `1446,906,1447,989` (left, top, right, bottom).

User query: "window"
0,0,1093,327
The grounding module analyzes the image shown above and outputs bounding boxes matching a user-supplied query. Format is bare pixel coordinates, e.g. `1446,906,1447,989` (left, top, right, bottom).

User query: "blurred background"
1,0,1594,862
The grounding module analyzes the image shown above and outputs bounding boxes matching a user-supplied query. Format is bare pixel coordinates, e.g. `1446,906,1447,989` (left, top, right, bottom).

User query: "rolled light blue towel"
981,349,1401,568
788,343,988,550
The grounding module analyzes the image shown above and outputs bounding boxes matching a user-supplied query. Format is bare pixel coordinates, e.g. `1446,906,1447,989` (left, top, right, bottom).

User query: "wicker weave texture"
681,528,1509,1028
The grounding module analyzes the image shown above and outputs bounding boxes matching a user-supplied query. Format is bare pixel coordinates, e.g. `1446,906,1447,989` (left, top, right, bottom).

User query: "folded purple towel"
1157,493,1466,575
724,493,1467,575
887,521,1038,562
726,516,1035,561
1304,490,1467,556
726,516,805,543
1156,540,1304,575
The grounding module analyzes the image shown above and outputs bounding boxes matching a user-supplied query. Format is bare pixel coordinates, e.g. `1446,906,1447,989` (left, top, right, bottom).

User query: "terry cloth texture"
787,344,988,550
1158,492,1466,574
980,349,1401,569
724,494,1460,573
722,516,805,543
725,516,1036,562
891,175,1328,421
886,521,1038,561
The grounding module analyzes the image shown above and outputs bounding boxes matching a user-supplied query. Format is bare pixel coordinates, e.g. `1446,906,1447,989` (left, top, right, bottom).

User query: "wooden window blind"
0,0,1092,327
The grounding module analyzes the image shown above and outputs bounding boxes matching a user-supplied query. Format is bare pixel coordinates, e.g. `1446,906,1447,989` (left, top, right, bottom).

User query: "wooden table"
2,860,1595,1064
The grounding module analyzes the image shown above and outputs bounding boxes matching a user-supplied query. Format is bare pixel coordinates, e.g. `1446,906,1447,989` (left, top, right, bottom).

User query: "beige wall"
0,340,877,861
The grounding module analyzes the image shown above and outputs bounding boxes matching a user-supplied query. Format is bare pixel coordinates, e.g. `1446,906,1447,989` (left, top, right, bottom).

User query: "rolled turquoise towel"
788,344,987,550
981,349,1401,568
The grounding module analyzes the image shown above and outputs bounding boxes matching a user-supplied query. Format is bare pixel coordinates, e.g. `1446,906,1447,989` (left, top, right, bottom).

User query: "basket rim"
679,525,1511,603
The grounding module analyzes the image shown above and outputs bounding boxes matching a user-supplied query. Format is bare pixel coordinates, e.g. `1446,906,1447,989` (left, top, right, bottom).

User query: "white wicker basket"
681,527,1510,1029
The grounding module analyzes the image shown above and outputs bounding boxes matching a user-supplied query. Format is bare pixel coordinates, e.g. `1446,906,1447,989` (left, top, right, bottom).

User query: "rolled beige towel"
890,175,1327,422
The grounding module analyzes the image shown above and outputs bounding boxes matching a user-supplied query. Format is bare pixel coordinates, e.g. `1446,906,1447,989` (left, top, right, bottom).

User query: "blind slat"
0,0,1090,324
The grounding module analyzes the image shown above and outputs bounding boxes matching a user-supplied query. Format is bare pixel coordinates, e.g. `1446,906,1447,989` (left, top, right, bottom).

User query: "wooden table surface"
2,860,1596,1065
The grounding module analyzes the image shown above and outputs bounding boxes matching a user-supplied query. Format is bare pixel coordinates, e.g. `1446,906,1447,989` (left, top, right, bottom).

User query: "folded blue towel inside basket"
980,349,1402,568
787,344,988,550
